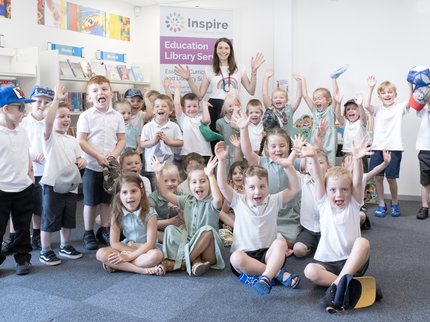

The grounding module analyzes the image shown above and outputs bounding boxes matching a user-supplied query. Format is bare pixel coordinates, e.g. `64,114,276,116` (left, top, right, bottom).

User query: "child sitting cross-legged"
300,137,373,310
215,141,301,295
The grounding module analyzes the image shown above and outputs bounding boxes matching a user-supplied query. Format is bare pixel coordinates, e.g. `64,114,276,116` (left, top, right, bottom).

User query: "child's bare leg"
387,178,398,204
304,262,337,287
359,211,366,225
60,228,71,245
293,242,310,258
263,238,287,279
189,230,216,264
421,185,430,207
133,248,164,268
32,215,41,230
40,231,52,250
99,203,111,227
230,251,266,275
375,176,385,206
334,237,370,284
83,205,97,231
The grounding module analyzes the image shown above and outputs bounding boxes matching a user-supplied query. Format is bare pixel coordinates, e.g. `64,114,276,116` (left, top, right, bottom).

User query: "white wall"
286,0,427,198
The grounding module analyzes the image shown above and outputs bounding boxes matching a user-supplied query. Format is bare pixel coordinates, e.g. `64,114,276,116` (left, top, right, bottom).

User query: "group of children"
0,63,425,305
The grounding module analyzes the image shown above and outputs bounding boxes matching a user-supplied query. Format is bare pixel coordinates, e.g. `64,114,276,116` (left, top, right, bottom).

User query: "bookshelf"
0,47,38,97
39,50,151,135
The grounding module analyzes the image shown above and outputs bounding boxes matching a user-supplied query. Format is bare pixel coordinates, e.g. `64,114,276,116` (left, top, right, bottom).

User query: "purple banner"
160,36,218,65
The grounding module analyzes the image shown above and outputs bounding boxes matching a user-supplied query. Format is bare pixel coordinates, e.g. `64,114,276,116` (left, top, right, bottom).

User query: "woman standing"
175,37,265,131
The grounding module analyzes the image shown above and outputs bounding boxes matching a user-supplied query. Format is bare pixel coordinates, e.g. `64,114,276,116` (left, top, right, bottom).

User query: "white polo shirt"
141,119,183,172
176,113,212,156
77,107,125,172
21,114,45,176
0,125,33,192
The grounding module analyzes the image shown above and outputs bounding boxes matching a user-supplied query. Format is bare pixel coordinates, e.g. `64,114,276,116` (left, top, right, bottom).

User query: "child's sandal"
143,264,166,276
191,261,211,276
252,275,272,295
277,268,300,289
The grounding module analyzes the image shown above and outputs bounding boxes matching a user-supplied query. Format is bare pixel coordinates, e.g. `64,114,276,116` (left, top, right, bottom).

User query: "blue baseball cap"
0,85,35,107
124,88,143,98
30,85,55,100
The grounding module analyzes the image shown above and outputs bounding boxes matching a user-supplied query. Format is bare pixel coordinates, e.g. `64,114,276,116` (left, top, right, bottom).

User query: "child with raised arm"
416,103,430,220
96,173,165,275
141,94,183,185
215,141,301,295
262,69,303,136
0,85,35,275
153,156,225,276
364,76,410,217
173,82,212,158
125,88,153,133
148,163,184,242
77,76,126,250
177,152,206,195
233,110,301,248
333,94,367,155
301,138,372,310
301,75,339,165
39,85,86,265
246,99,264,154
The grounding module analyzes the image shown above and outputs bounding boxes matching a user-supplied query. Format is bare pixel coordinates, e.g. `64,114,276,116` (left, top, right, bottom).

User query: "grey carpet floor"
1,200,429,322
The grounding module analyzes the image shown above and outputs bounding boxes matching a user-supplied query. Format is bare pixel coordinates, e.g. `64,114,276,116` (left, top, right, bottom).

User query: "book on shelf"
0,79,17,88
90,61,107,77
112,91,125,102
116,64,129,81
131,65,145,82
106,64,121,81
59,61,75,77
80,61,93,78
70,62,85,79
67,92,88,112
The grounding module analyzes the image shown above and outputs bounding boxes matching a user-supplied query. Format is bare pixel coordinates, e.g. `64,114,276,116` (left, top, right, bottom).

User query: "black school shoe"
83,231,98,250
417,207,429,220
1,236,14,255
16,261,32,275
320,284,337,311
96,226,110,246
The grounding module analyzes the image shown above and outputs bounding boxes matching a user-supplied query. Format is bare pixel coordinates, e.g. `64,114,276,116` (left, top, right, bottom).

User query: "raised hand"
251,52,265,73
151,155,166,173
382,149,391,164
264,68,274,79
204,156,218,176
162,77,172,89
229,134,240,147
54,84,67,102
231,110,249,130
333,93,343,105
316,117,328,138
214,141,229,160
351,136,374,159
367,75,377,88
354,93,364,106
291,134,307,152
174,64,191,80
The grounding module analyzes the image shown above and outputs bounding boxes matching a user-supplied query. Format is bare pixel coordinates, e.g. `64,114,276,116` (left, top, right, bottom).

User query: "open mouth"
98,97,106,103
195,189,205,198
334,200,344,207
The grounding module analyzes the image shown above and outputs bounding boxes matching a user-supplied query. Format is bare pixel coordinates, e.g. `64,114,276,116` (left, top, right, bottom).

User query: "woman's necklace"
219,67,231,93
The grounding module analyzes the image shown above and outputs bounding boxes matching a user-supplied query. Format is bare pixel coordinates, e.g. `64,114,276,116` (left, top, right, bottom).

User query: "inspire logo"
165,12,186,32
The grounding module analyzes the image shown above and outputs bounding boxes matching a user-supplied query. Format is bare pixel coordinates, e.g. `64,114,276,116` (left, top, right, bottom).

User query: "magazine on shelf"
106,64,121,81
90,61,107,77
80,61,93,78
131,65,145,82
116,64,129,80
59,61,75,77
70,62,85,79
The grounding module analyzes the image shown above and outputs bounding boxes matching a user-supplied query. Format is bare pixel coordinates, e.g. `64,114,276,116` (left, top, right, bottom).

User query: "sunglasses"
9,103,26,112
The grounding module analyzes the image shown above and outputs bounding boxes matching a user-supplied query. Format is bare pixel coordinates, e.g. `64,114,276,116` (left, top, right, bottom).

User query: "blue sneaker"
238,273,276,286
374,205,387,218
391,203,401,217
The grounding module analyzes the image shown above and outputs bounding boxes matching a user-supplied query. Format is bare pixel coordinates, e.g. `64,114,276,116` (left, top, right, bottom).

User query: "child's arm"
152,156,180,206
229,134,242,162
135,134,142,155
301,76,315,112
312,117,328,151
232,110,259,165
297,141,325,200
332,78,340,99
162,77,173,99
364,75,377,114
143,90,154,123
78,132,108,167
355,94,368,127
201,100,211,125
219,210,235,228
174,64,210,100
215,141,234,203
333,93,345,126
241,53,265,95
173,81,183,118
351,137,373,202
274,150,301,204
28,153,34,182
205,156,223,209
366,149,391,180
141,128,161,149
262,69,274,108
291,73,303,112
111,133,126,158
44,84,67,140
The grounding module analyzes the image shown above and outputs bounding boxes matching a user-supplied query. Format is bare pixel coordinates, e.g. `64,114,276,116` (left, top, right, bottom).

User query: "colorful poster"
0,0,11,19
160,6,233,96
37,0,130,41
107,14,130,41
